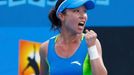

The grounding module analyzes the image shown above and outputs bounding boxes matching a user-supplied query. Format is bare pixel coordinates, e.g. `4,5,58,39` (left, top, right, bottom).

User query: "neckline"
53,34,85,60
54,33,85,43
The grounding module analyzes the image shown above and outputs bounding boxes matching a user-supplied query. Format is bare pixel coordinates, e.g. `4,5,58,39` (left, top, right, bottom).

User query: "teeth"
79,21,85,26
79,22,84,24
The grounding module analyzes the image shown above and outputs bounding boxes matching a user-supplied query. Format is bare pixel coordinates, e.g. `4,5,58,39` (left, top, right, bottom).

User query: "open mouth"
78,22,85,26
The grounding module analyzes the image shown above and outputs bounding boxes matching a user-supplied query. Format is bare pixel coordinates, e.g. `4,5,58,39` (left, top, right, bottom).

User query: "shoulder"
40,40,49,58
39,35,58,58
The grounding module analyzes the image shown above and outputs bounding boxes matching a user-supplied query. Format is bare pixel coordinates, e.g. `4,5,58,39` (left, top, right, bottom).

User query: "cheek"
69,18,78,26
64,18,77,29
64,12,80,27
66,14,78,23
69,14,79,21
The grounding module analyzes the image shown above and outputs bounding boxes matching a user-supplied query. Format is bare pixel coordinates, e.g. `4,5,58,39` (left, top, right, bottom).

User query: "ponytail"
48,8,61,30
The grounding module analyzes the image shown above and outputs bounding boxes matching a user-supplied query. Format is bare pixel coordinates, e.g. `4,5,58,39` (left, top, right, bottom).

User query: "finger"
86,29,94,33
89,30,95,33
85,29,89,33
85,30,97,39
89,30,97,37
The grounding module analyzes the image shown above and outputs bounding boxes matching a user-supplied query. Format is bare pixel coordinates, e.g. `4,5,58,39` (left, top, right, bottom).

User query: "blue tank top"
47,35,92,75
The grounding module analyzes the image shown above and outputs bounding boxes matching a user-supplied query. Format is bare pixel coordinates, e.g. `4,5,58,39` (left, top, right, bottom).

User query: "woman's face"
61,6,88,34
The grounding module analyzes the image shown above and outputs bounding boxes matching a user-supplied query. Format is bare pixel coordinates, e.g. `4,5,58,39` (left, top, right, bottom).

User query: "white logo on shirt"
71,61,81,66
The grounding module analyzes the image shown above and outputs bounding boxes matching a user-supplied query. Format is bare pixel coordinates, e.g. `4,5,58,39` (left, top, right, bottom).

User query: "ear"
58,13,65,21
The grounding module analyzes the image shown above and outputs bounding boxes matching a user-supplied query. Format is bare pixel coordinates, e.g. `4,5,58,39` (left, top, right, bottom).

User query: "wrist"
88,45,99,60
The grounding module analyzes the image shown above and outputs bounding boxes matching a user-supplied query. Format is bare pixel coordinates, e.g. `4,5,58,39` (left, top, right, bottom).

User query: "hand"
85,29,97,47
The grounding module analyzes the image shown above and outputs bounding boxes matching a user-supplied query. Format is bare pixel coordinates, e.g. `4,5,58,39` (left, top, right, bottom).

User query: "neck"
59,31,82,44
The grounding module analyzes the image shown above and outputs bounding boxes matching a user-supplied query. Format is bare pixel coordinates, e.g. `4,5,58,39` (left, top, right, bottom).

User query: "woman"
39,0,107,75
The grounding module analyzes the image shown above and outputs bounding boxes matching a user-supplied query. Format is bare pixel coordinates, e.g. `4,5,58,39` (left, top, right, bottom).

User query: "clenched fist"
85,29,97,47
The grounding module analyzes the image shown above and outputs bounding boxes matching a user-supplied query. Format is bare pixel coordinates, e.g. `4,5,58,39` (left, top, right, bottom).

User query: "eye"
73,9,80,12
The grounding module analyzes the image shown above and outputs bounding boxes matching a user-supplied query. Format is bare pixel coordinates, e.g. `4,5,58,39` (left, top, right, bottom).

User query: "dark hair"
48,0,64,30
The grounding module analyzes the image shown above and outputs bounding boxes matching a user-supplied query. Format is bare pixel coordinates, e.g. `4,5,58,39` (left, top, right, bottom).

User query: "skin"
39,6,107,75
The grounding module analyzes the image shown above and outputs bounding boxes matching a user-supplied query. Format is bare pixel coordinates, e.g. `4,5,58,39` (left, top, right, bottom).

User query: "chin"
77,31,83,34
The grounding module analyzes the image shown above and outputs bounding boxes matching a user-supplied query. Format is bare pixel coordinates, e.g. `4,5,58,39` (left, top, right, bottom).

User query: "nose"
79,11,87,20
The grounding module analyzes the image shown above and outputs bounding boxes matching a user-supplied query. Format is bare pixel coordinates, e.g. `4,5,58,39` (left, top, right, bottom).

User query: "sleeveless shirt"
47,35,92,75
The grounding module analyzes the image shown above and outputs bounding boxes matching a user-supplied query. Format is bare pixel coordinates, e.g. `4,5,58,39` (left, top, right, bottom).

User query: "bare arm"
85,30,107,75
39,41,49,75
90,39,107,75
